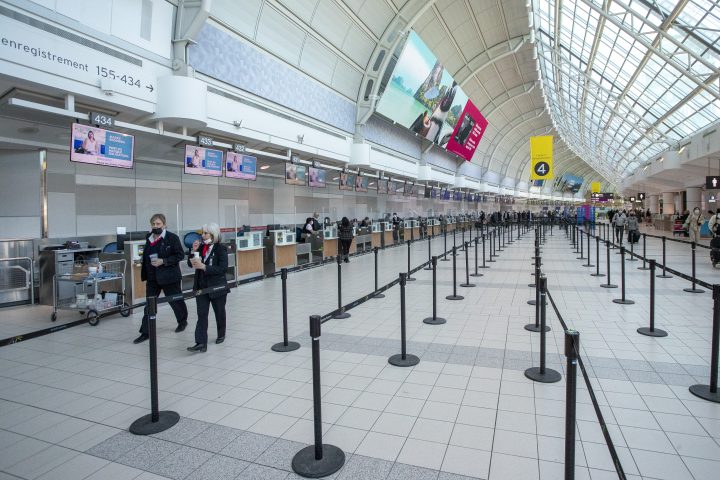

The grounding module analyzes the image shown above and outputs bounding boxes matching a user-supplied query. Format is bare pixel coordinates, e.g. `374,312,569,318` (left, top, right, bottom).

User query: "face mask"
695,210,700,215
203,238,213,245
151,228,163,235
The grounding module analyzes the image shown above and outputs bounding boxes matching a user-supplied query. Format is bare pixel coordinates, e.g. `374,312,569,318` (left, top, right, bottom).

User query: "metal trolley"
52,259,131,325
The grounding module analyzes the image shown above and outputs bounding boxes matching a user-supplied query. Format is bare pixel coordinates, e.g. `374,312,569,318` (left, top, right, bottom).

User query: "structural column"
661,192,676,215
686,187,702,213
648,194,659,214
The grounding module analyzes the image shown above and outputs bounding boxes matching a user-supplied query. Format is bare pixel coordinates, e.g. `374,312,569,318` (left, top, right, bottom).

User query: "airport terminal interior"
1,0,720,479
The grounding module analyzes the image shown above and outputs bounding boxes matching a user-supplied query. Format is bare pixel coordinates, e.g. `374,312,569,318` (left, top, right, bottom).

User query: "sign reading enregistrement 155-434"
0,10,167,105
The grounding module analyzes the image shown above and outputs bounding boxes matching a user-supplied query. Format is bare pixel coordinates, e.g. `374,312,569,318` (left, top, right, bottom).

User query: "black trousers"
194,293,226,345
615,226,624,244
340,239,352,258
139,280,188,334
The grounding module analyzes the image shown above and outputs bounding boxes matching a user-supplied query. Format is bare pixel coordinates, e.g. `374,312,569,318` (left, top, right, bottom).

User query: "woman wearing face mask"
187,223,229,352
686,208,704,244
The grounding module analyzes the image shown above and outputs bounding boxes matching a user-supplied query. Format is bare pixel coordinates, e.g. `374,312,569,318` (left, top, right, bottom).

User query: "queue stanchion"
271,268,301,352
442,228,450,261
689,284,720,403
292,315,346,477
525,277,560,383
488,231,496,263
577,229,585,260
497,227,504,251
480,233,489,268
405,240,416,281
508,223,514,244
600,241,618,288
446,247,464,301
470,237,483,277
591,236,605,277
564,330,580,480
371,247,385,299
683,242,704,293
332,256,351,319
461,228,466,251
638,233,650,270
613,246,635,305
423,256,446,325
637,260,667,338
584,230,594,267
424,233,433,271
657,236,673,278
389,273,420,366
460,242,476,288
627,232,638,261
130,296,180,435
525,257,547,332
453,228,457,251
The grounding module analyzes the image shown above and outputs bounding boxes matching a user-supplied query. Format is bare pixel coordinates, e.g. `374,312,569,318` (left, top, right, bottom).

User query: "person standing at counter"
187,223,228,353
339,217,354,263
134,213,188,344
302,217,315,242
392,213,401,242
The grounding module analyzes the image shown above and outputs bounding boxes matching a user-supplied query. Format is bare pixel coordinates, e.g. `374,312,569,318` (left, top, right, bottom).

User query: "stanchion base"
683,288,704,294
528,283,536,288
487,260,496,263
600,283,618,288
371,292,386,299
524,367,562,383
446,295,464,301
333,312,351,319
423,266,433,271
291,444,346,478
271,341,301,352
527,300,536,305
576,256,585,260
524,324,550,332
637,327,668,337
657,274,673,279
627,258,638,262
388,353,420,367
583,264,595,268
637,266,650,271
423,317,447,325
479,265,490,269
129,411,180,435
440,258,451,262
590,273,606,277
689,384,720,404
406,277,416,282
460,283,476,288
612,299,635,305
470,273,483,277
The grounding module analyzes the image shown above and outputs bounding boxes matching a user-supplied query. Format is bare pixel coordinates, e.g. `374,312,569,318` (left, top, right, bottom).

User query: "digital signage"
285,163,307,186
339,172,356,191
355,175,369,192
308,167,326,188
377,179,388,194
184,145,223,177
225,153,256,180
70,123,134,169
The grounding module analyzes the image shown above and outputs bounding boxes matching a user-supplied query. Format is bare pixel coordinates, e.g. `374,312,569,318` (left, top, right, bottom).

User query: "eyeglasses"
202,232,210,234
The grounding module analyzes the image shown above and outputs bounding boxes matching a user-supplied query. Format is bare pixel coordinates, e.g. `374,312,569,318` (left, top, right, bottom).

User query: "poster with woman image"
70,123,134,169
184,145,223,177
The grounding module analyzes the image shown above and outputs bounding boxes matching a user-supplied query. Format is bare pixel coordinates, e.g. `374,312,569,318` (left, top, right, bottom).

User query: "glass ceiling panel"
534,0,720,185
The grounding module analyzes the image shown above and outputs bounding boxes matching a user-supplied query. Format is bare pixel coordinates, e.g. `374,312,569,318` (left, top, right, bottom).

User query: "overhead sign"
630,196,636,202
638,192,645,201
707,176,720,189
530,136,553,180
591,182,601,193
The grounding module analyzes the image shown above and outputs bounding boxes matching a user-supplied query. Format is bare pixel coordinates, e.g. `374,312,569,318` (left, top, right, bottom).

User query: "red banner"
445,102,487,161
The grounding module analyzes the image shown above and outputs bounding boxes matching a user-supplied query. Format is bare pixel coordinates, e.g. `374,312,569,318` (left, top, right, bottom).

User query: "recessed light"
333,177,339,181
18,126,39,134
260,165,270,170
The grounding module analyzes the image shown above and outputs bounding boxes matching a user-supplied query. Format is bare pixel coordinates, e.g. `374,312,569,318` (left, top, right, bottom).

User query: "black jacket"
187,243,229,298
141,231,184,286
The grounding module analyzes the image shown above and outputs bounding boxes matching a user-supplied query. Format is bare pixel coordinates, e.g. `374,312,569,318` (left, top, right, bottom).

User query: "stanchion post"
601,241,618,288
564,330,580,480
470,237,482,277
628,233,638,261
442,228,450,261
657,236,673,278
577,229,585,259
638,233,649,270
405,240,416,281
424,233,433,271
446,247,464,301
480,233,489,268
333,256,351,319
460,242,476,287
272,268,301,352
130,296,180,435
638,260,668,337
684,242,704,293
525,277,560,383
488,231,496,262
292,316,346,477
689,284,720,403
591,236,605,277
372,247,385,299
424,256,446,325
389,273,420,366
613,246,635,304
584,230,594,267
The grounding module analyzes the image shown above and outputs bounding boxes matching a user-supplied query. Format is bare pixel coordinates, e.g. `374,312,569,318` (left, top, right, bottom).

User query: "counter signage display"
441,188,450,200
355,175,369,192
387,180,397,195
394,181,406,195
184,145,223,176
285,163,307,185
424,186,432,198
403,182,414,196
339,172,356,191
225,153,256,180
377,179,389,194
309,167,326,187
453,191,463,201
70,123,135,169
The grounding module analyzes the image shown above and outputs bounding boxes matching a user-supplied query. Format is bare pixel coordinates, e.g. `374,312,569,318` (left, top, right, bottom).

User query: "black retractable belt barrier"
564,330,580,480
684,242,704,293
601,241,618,289
577,229,585,259
442,229,450,261
272,268,301,352
657,236,673,278
406,241,416,281
453,228,457,251
488,231,496,262
526,254,547,332
584,230,594,267
591,236,605,277
333,256,351,319
525,277,560,383
424,233,433,271
372,247,385,299
497,227,504,251
689,284,720,403
292,315,346,477
389,273,420,367
470,237,483,277
508,223,514,244
638,234,649,270
460,242,476,287
424,256,446,325
637,260,667,338
446,247,464,301
627,233,638,262
613,247,635,305
461,228,466,251
130,296,180,435
480,233,489,268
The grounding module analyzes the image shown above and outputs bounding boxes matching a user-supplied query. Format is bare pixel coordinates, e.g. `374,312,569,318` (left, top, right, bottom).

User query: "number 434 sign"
530,136,554,180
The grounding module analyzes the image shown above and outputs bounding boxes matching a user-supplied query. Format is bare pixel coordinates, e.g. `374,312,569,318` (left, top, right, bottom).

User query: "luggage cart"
52,259,131,325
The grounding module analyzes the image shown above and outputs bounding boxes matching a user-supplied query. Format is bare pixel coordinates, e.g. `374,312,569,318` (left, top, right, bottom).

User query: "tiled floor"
1,224,719,480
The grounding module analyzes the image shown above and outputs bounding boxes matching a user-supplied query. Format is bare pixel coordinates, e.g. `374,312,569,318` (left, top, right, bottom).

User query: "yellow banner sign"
591,182,601,193
530,136,553,180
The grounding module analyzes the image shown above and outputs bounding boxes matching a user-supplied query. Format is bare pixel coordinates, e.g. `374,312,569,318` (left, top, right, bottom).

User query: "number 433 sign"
530,136,554,180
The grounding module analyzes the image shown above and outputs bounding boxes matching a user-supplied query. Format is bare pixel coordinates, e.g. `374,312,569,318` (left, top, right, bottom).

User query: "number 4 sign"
530,136,553,180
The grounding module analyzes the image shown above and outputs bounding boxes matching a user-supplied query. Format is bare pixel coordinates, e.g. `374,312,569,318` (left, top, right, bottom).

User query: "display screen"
555,173,583,193
387,180,396,195
441,189,450,200
355,175,369,192
467,193,474,202
591,192,614,202
184,145,223,176
339,172,356,191
424,186,432,198
375,32,487,161
70,123,135,169
225,153,256,180
394,181,406,195
453,191,462,201
285,163,307,185
377,179,388,194
309,167,326,188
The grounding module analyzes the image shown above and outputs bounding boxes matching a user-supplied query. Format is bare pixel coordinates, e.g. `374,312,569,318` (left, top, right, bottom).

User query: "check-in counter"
371,224,382,248
265,230,298,270
355,227,372,252
380,222,393,247
429,219,440,236
309,226,337,259
236,231,264,278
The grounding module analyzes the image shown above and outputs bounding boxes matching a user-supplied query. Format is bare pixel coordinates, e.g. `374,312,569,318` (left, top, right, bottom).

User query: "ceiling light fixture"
678,145,686,154
260,165,270,170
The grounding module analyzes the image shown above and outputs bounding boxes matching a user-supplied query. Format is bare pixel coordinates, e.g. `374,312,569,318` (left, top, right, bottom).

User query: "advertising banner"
445,101,488,161
591,181,601,193
184,145,223,177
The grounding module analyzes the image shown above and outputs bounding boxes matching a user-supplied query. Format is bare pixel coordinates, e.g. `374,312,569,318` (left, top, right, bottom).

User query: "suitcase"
712,248,720,267
629,230,640,243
